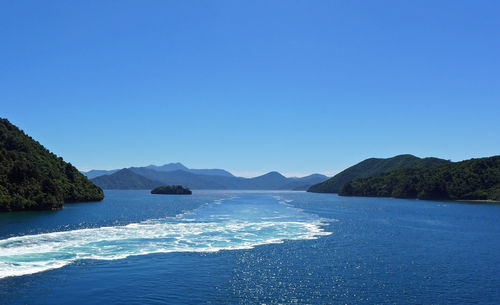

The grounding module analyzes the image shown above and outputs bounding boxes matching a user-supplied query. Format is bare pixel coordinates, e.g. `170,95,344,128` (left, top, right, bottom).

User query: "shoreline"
334,193,500,204
456,199,500,203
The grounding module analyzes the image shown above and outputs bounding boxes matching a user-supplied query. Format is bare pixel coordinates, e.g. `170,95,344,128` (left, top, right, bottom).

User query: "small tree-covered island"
151,185,192,195
0,118,104,212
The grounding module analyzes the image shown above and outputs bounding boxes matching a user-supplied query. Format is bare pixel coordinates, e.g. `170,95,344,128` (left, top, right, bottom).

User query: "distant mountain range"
91,169,162,190
308,154,450,193
83,162,234,179
86,163,329,190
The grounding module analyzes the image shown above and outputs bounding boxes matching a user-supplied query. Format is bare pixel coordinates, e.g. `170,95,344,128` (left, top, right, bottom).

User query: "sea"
0,190,499,304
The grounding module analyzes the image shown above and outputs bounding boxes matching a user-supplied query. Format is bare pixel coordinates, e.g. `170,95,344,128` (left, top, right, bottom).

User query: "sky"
1,1,499,177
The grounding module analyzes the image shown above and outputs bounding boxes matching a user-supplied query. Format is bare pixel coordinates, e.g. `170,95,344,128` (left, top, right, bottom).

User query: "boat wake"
0,195,331,279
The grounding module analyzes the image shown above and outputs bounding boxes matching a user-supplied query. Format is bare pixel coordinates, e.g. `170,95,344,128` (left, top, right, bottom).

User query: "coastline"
335,193,500,204
456,199,500,204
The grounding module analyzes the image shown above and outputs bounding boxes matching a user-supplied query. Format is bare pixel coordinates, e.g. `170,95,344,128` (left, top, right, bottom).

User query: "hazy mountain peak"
301,173,329,179
146,163,188,172
264,171,286,177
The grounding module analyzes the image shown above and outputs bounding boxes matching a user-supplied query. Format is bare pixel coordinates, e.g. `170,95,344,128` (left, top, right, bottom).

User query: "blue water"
0,190,499,304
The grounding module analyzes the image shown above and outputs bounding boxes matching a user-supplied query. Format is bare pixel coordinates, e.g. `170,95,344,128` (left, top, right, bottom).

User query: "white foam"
0,195,331,279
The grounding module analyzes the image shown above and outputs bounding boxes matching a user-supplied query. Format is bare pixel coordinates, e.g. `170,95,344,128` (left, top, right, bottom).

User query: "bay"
0,190,499,304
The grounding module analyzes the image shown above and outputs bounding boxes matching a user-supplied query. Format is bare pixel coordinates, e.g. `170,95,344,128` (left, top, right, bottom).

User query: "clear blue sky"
2,1,499,177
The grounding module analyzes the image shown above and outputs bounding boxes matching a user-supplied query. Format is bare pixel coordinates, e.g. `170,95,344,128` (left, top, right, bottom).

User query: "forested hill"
339,156,500,201
308,154,450,193
0,118,104,212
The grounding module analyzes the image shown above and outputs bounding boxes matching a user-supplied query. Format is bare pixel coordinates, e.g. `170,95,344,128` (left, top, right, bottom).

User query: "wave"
0,195,331,279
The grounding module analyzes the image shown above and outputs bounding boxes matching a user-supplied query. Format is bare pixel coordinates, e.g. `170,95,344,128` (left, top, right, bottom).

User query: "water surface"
0,190,499,304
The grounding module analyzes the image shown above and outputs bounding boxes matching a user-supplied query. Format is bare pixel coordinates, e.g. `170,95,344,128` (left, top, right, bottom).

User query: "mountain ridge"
91,169,164,190
339,156,500,201
83,162,234,179
91,167,328,190
308,154,450,193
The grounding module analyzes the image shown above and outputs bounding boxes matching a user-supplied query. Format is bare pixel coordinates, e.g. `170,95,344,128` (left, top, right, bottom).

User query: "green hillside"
308,154,449,193
339,156,500,201
0,118,104,212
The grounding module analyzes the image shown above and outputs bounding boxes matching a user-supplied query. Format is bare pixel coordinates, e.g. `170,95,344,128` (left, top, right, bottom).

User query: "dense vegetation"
151,185,192,195
339,156,500,201
0,118,104,212
308,154,449,193
92,168,163,190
